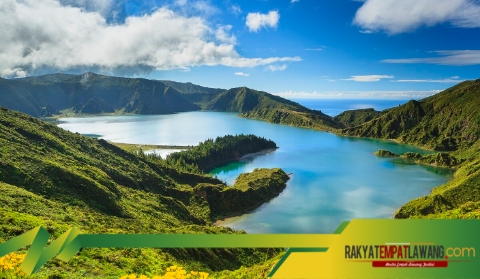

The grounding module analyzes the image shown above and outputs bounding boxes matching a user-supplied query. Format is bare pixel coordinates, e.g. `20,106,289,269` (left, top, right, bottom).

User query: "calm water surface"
59,110,452,233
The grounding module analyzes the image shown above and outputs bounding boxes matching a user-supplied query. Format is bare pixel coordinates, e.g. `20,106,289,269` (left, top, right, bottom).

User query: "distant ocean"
291,99,411,117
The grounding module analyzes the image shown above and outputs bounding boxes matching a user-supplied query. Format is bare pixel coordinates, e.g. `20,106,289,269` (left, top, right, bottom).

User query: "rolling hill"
1,73,342,131
0,73,200,117
206,87,340,131
3,72,480,225
333,108,383,128
0,106,288,278
159,80,225,107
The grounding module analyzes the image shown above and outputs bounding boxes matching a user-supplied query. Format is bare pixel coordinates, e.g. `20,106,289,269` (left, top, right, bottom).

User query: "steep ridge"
159,80,225,107
333,108,383,128
2,73,341,131
337,80,480,219
341,80,480,151
0,73,200,117
206,87,340,130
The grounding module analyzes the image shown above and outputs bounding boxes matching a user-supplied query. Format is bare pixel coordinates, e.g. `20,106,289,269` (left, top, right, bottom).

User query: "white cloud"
230,4,242,15
319,76,336,82
266,64,287,71
215,25,236,44
274,90,442,99
175,0,188,6
343,75,394,82
173,0,220,17
382,50,480,66
59,0,114,16
221,56,301,67
359,30,374,34
306,48,323,51
246,10,280,32
190,1,220,16
354,0,480,34
234,72,249,76
291,0,300,3
0,0,301,78
394,77,464,83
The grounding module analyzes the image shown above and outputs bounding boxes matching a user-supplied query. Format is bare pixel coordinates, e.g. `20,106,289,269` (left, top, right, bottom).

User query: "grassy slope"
3,73,340,131
395,139,480,219
333,108,383,128
206,87,339,131
0,107,287,278
159,80,225,108
18,73,76,83
341,80,480,151
0,73,200,117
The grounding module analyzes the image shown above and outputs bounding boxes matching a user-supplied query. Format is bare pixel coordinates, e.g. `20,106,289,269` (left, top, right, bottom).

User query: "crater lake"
58,110,452,233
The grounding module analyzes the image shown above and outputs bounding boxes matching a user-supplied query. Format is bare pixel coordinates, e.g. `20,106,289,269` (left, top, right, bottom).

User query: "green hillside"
341,79,480,151
0,107,288,278
206,87,339,131
159,80,225,108
338,80,480,220
3,72,480,236
394,140,480,219
333,108,383,128
18,73,76,83
0,73,200,117
2,73,342,131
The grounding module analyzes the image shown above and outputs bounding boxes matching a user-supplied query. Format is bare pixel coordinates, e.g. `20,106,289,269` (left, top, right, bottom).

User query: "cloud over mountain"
0,0,298,77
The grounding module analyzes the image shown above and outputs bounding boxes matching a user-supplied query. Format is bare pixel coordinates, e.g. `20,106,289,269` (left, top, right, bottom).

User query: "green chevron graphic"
0,227,81,275
0,226,334,275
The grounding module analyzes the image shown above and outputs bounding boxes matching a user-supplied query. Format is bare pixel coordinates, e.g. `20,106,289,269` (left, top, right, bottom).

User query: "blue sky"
1,0,479,98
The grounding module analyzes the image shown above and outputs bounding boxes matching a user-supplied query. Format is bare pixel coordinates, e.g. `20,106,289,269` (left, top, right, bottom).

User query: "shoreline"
46,111,456,222
239,148,278,160
112,142,192,151
214,173,293,227
203,147,279,174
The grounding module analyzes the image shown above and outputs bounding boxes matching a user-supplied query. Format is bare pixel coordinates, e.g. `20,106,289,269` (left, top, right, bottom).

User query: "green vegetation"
3,72,480,271
206,87,339,131
333,108,383,128
344,80,480,220
341,79,480,151
374,149,464,168
1,73,200,117
0,107,288,278
157,134,277,173
394,141,480,219
408,201,480,219
373,149,399,157
2,73,346,131
159,80,225,108
195,168,289,220
1,73,339,132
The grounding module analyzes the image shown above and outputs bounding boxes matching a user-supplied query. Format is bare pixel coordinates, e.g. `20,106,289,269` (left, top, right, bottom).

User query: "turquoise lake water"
58,110,452,234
